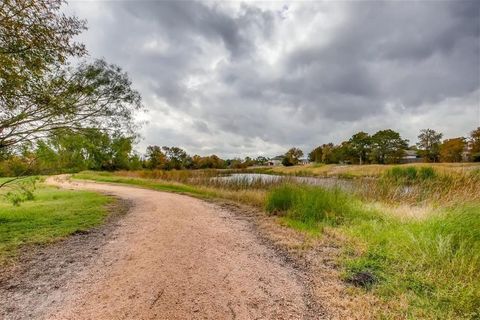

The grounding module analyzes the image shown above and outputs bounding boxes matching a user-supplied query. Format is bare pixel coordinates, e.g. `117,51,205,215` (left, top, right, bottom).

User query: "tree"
470,127,480,161
321,143,337,164
0,1,142,151
162,146,189,170
255,156,268,166
1,59,142,149
1,0,86,101
31,128,136,172
146,146,166,169
308,146,323,163
349,132,371,165
417,129,443,162
370,129,408,164
440,138,466,163
282,147,303,166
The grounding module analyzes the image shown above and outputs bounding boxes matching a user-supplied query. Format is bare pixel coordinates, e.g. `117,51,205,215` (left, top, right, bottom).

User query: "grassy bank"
265,184,479,319
73,170,480,319
0,183,113,263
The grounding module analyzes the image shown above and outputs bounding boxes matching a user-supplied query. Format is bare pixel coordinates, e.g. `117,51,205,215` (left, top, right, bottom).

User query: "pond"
213,173,354,191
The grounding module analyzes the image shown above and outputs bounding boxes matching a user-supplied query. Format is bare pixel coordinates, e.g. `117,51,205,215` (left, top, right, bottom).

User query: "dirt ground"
0,177,376,320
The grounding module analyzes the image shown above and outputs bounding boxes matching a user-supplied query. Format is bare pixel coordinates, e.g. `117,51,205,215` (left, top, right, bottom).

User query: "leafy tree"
255,156,268,166
192,154,225,169
162,146,189,170
440,138,466,163
32,129,136,172
470,127,480,161
282,147,303,166
227,158,247,169
0,1,142,151
321,143,337,164
308,146,323,163
110,135,135,170
370,129,408,164
0,0,86,101
243,156,255,167
349,132,371,165
417,129,443,162
1,59,142,149
145,146,166,170
128,153,144,170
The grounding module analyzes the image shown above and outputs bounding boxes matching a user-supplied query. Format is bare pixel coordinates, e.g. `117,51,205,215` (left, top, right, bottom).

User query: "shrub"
418,167,436,180
265,184,298,213
384,166,436,183
265,184,379,227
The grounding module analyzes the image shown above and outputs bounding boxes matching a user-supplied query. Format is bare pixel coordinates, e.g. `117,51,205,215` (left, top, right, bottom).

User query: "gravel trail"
3,177,318,319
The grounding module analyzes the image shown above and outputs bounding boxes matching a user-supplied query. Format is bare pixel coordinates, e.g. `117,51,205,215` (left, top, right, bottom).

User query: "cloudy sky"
68,0,480,158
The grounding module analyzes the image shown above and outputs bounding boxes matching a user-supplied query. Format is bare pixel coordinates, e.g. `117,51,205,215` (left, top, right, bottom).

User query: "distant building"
400,150,422,163
463,140,473,161
298,158,310,165
267,155,283,166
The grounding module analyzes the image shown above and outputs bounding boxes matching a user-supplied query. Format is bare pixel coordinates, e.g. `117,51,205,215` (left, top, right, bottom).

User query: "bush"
383,166,436,184
265,184,298,213
418,166,436,180
471,152,480,162
265,184,379,227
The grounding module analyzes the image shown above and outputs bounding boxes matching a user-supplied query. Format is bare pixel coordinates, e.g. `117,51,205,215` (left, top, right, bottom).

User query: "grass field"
0,182,113,264
74,168,480,319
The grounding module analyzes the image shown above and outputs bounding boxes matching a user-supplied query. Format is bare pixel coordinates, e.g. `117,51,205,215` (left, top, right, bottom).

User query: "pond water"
213,173,354,191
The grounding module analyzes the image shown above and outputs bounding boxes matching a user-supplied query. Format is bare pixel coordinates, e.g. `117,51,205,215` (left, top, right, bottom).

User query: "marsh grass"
356,167,480,206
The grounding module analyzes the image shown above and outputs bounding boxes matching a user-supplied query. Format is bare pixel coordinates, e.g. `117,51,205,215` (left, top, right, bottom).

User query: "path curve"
38,176,315,319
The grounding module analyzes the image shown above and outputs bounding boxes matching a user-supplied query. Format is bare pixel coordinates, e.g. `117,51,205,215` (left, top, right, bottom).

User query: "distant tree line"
1,127,479,176
305,127,480,165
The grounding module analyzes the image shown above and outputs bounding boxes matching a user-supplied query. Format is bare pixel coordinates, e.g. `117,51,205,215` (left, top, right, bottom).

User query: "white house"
267,155,283,166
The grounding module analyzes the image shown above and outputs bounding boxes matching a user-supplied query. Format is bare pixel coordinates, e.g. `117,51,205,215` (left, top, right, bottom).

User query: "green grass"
265,184,381,229
264,183,480,319
0,185,112,263
384,166,437,184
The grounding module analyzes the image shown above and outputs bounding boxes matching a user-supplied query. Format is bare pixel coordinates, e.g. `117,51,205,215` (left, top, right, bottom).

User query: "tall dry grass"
354,167,480,206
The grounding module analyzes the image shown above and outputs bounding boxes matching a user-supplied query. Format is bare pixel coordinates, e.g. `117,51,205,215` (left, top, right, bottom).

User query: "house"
400,150,422,163
267,155,283,166
462,140,473,161
298,158,310,165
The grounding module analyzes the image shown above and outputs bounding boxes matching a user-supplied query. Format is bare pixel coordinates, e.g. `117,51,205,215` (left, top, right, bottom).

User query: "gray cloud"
69,0,480,158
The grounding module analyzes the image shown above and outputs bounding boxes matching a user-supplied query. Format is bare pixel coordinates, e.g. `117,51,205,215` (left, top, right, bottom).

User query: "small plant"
1,177,39,206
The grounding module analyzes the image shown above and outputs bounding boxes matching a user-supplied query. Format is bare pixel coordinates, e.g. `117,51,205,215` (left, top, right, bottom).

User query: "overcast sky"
68,0,480,158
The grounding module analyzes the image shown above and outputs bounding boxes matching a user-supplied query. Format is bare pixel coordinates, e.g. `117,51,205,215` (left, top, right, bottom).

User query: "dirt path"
1,177,322,319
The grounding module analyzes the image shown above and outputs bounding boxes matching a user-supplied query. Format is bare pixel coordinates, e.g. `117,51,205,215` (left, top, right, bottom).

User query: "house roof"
404,150,418,157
